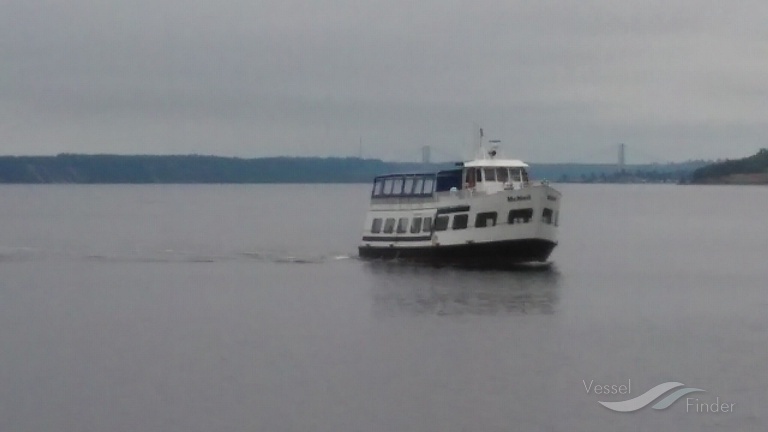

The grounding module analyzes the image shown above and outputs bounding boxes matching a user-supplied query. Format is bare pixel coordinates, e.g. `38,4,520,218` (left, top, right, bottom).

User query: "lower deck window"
542,208,553,224
452,214,469,230
396,217,408,233
434,215,449,231
371,218,382,233
411,217,423,233
475,212,497,228
383,218,396,233
508,208,533,224
423,217,433,233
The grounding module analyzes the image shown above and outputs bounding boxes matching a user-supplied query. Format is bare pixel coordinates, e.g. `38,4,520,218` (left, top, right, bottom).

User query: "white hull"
359,183,560,264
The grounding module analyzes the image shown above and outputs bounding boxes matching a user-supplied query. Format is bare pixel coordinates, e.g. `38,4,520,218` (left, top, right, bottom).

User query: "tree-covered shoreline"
690,149,768,184
0,154,705,184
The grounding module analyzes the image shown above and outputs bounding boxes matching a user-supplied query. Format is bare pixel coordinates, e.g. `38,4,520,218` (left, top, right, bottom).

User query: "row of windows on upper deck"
465,167,529,184
372,175,435,198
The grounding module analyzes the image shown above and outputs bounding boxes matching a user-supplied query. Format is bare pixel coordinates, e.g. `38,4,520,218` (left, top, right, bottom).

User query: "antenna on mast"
488,139,500,159
471,125,485,160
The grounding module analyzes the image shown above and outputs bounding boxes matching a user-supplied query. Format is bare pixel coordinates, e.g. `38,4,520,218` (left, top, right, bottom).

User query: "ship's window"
371,218,383,233
521,169,530,183
414,178,425,195
423,177,435,194
452,214,469,230
542,208,553,224
434,215,449,231
508,208,533,224
465,168,476,186
423,217,433,232
475,168,483,183
475,212,498,228
484,168,496,182
403,177,415,195
383,218,396,233
396,217,408,233
373,180,384,196
392,177,404,195
411,217,422,233
511,169,523,182
383,178,394,195
436,170,463,192
496,168,509,182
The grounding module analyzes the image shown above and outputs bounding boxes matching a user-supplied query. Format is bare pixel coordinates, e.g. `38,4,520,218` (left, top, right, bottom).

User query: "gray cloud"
2,0,767,162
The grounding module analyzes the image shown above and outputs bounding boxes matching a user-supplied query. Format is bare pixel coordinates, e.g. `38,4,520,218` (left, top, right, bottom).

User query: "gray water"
0,184,766,431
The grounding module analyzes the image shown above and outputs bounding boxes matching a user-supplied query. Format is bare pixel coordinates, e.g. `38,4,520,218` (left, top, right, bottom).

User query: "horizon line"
0,153,713,165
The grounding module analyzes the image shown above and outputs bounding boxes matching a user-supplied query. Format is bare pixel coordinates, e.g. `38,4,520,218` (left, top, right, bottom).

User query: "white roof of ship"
463,159,529,168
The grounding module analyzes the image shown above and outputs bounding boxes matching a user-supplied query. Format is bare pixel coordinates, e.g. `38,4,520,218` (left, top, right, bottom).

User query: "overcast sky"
1,0,767,162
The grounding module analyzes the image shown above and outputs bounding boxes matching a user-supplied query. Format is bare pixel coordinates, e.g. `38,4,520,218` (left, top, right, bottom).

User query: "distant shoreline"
688,173,768,185
689,149,768,185
0,154,707,184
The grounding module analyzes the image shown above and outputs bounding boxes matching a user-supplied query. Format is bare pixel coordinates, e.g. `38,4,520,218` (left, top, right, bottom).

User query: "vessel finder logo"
584,380,713,412
585,379,735,413
600,382,703,412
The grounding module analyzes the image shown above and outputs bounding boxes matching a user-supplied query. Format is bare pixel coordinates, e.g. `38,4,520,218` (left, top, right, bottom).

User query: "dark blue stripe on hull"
358,239,557,265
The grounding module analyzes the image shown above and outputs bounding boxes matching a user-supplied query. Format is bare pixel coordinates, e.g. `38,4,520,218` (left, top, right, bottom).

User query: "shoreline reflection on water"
364,261,561,316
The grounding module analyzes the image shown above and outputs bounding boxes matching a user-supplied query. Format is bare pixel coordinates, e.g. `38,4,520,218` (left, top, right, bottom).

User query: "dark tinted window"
466,168,477,185
475,212,498,228
434,215,449,231
542,208,553,224
411,217,422,233
452,214,468,230
383,218,396,233
436,170,463,192
371,218,382,233
396,217,408,233
508,208,533,224
422,217,433,232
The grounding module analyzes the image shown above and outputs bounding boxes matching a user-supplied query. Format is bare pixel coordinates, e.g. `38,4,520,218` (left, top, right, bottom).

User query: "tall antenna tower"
421,145,431,164
618,143,626,172
358,137,363,159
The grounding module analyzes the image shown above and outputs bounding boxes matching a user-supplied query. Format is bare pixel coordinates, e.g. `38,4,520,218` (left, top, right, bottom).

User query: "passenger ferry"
358,134,561,266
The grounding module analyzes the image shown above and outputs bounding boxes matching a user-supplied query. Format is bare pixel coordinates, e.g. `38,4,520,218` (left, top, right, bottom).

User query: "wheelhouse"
461,160,530,194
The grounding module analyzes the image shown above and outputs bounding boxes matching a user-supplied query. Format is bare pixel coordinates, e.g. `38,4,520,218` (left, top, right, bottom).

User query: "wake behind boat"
358,132,561,267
